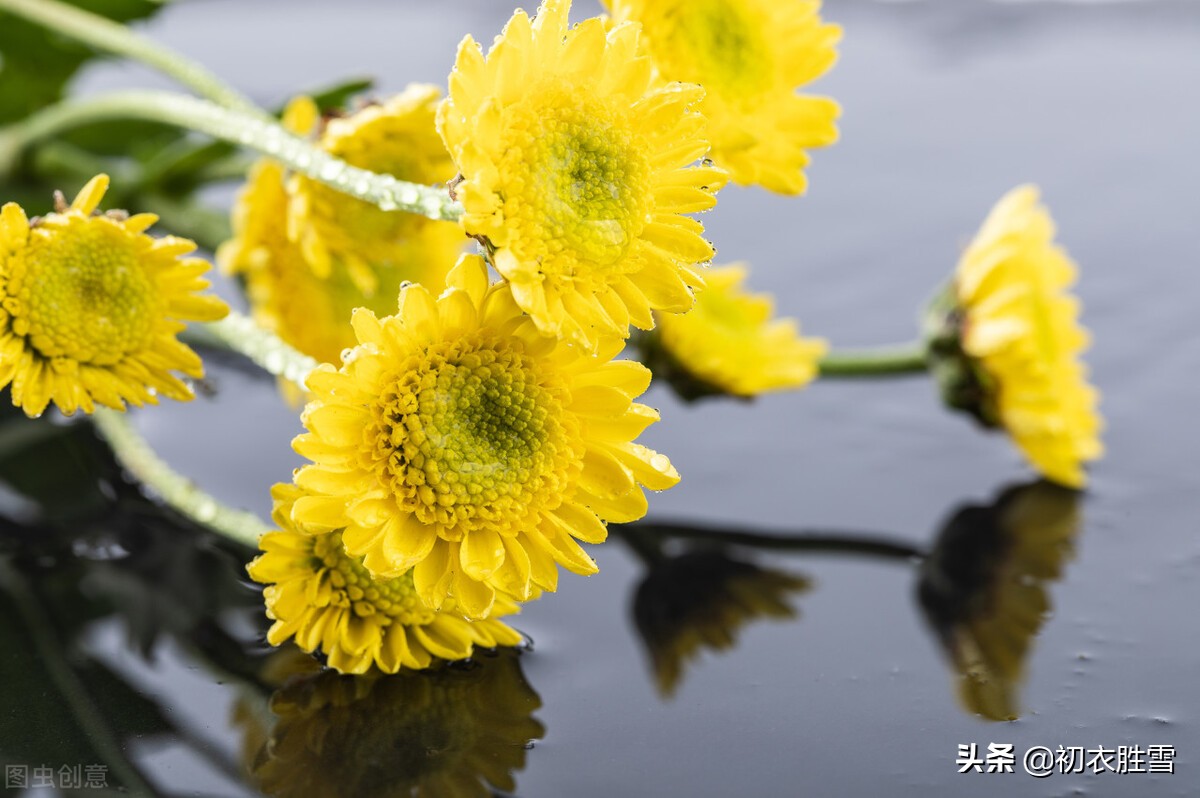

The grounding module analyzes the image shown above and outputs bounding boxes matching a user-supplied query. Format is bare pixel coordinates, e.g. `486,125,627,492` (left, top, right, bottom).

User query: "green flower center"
502,98,650,276
14,219,159,364
314,531,435,625
371,333,577,535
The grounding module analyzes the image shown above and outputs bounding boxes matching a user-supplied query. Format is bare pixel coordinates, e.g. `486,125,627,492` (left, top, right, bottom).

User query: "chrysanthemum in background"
220,94,460,367
286,85,464,294
248,483,523,675
291,255,680,620
438,0,726,351
0,175,227,417
648,264,827,399
606,0,841,195
927,186,1102,488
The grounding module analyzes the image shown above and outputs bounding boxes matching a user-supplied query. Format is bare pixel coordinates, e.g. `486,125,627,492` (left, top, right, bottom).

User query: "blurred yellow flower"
287,87,464,294
938,186,1103,488
0,175,227,417
438,0,726,351
606,0,841,195
241,648,544,798
220,95,458,367
653,264,827,398
248,483,523,675
291,255,680,620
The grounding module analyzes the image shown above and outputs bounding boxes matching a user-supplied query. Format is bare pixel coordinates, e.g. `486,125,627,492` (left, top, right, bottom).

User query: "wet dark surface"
2,1,1199,796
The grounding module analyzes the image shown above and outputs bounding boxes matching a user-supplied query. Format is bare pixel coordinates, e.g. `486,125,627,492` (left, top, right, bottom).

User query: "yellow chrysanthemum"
240,648,544,798
438,0,727,351
606,0,841,195
286,86,464,294
291,254,680,620
0,175,227,417
220,95,458,366
939,186,1103,488
248,483,524,675
651,264,827,398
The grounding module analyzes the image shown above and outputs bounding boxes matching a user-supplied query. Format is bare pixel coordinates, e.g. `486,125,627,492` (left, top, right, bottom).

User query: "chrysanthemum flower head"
438,0,727,351
241,648,544,798
285,86,464,294
927,186,1103,489
649,264,827,399
606,0,841,195
0,175,228,417
291,254,680,620
219,96,458,367
248,483,523,675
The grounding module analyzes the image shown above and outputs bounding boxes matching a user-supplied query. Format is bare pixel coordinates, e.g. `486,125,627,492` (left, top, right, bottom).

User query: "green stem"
0,0,263,117
818,341,929,378
200,310,319,385
0,557,158,795
92,409,271,548
623,521,925,563
0,90,464,222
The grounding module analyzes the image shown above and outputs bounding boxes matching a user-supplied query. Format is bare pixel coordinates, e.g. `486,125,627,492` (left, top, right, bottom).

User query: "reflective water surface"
2,1,1199,796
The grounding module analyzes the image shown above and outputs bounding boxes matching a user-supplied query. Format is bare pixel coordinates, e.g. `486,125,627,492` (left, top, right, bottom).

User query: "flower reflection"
630,547,811,697
241,647,544,798
918,481,1081,721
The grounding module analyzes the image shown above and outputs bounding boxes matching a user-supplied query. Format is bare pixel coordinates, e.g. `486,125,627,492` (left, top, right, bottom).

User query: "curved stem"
0,90,464,222
623,521,925,563
92,409,271,549
0,0,263,117
200,310,319,386
818,341,929,378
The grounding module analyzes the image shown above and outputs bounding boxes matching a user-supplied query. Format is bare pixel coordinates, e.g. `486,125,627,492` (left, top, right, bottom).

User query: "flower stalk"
817,341,929,377
198,311,319,386
0,90,464,222
92,409,271,548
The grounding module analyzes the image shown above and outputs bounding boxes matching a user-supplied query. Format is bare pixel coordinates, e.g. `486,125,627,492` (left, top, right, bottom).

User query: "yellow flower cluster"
255,0,820,673
0,0,1107,684
242,0,1101,676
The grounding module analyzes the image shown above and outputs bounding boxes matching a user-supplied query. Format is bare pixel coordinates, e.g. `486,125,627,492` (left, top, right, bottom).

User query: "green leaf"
0,0,168,126
303,76,376,115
